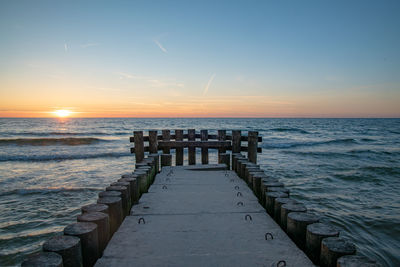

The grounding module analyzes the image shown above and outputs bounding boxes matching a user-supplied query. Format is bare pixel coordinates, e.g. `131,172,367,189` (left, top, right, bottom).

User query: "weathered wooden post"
218,153,230,169
281,202,307,231
161,154,172,167
43,235,82,267
77,212,110,254
218,130,226,163
232,130,241,153
110,181,132,211
106,185,129,217
287,212,320,249
64,222,99,267
266,191,288,216
248,131,258,164
134,131,144,163
119,177,138,205
320,237,356,267
274,198,298,224
21,252,63,267
201,130,208,164
306,223,339,264
97,197,123,235
149,153,160,174
162,130,170,154
175,130,184,165
188,129,196,165
148,130,158,153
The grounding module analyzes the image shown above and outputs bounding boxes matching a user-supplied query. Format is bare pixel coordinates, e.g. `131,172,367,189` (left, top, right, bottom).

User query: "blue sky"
1,0,399,117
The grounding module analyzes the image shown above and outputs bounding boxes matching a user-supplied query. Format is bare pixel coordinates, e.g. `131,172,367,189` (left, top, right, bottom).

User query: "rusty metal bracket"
277,260,286,267
265,232,274,240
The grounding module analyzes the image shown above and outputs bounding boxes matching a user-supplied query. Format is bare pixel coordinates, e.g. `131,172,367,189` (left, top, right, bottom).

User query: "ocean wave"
282,150,352,158
0,152,131,162
0,131,129,137
269,127,309,134
0,137,108,146
348,149,398,155
0,187,102,197
361,166,400,176
263,138,357,149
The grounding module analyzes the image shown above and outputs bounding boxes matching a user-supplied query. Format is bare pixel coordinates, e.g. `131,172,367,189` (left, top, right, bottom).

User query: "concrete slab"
95,165,314,267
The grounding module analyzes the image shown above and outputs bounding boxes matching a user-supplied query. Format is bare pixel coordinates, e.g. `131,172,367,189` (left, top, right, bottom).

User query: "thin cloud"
154,40,167,53
81,43,100,48
203,73,216,95
64,43,68,52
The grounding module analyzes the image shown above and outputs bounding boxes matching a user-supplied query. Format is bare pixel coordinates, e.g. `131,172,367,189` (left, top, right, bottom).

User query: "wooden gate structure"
130,129,262,165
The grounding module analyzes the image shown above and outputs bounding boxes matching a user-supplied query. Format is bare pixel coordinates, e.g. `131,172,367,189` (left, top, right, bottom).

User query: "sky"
0,0,399,118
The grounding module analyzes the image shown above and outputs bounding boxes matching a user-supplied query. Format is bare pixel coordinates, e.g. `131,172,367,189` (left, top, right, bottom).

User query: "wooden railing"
130,129,262,164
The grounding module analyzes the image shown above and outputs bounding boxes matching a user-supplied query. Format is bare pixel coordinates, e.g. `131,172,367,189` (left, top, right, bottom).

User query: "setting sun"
53,109,72,118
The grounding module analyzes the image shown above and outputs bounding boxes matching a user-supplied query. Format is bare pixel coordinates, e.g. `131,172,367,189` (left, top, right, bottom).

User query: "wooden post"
43,235,82,267
306,223,339,265
201,130,208,164
77,212,110,254
218,130,226,163
161,154,172,167
64,222,99,267
287,212,320,250
106,185,129,218
134,131,144,163
175,130,184,166
162,130,170,154
320,237,356,267
248,131,258,164
188,129,196,165
148,130,158,153
96,197,123,235
232,130,241,153
218,153,230,169
281,203,307,232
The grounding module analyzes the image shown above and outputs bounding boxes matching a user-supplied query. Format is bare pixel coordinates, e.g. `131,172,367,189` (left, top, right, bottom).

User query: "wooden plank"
162,130,171,154
201,130,208,164
175,130,183,166
130,145,261,153
130,134,262,143
158,141,231,148
188,129,196,165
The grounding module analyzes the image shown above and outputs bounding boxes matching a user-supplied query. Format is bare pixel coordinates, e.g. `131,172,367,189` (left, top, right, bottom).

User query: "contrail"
203,73,216,95
154,40,167,53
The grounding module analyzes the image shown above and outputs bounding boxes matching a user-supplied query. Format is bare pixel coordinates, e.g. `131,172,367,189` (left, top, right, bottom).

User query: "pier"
22,129,381,267
95,164,312,266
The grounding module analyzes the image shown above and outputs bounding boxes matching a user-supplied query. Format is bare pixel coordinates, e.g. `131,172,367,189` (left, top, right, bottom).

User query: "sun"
53,109,72,118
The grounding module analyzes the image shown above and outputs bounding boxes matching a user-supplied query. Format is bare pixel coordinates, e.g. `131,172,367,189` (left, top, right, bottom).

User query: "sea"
0,118,399,266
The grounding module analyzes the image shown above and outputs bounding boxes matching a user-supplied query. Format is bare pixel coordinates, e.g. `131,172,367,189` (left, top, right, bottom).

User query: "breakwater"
20,131,382,266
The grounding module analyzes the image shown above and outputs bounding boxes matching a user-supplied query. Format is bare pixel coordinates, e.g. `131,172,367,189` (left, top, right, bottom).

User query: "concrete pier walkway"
95,164,314,266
